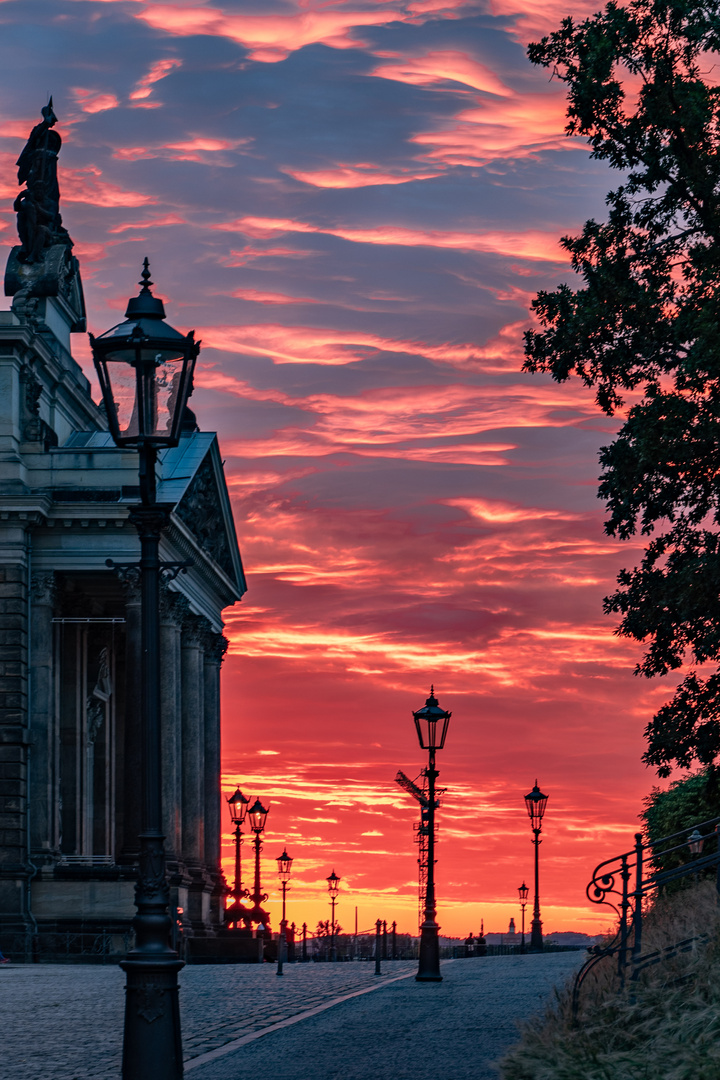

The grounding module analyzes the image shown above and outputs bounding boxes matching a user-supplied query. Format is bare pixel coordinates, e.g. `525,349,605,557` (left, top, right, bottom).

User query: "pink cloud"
197,368,601,462
113,136,250,163
71,88,119,114
200,322,535,370
410,93,582,165
370,50,512,96
229,288,320,305
281,163,442,189
134,5,403,62
213,215,570,262
223,245,320,266
108,214,188,234
129,57,183,102
62,166,156,208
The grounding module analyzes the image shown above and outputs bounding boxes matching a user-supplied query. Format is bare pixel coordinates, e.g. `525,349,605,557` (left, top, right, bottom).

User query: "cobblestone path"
0,960,417,1080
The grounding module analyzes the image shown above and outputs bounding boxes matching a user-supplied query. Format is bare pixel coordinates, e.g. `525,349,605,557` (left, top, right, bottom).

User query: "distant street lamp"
518,881,529,954
226,788,250,924
413,686,451,982
276,848,293,976
524,781,549,951
246,798,270,927
326,870,340,961
91,260,199,1080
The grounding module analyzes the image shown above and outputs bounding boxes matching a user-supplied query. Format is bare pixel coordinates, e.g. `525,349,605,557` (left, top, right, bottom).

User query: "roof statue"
4,99,86,332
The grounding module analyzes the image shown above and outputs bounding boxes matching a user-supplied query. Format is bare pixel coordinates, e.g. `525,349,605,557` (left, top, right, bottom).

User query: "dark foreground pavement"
186,952,583,1080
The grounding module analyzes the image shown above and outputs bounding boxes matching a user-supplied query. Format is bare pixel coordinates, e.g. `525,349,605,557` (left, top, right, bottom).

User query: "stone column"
203,631,228,929
28,573,58,862
159,586,188,861
0,518,32,944
181,613,207,870
118,568,142,863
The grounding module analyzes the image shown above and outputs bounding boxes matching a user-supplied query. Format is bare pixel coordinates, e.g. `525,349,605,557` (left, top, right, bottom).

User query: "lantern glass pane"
102,359,140,438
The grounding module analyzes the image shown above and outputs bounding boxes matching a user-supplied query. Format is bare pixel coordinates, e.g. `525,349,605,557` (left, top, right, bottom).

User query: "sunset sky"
0,0,683,937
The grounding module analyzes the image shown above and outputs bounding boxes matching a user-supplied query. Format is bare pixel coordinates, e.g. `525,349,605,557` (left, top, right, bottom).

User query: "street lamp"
276,848,293,975
412,686,451,982
688,828,704,856
246,798,270,928
326,870,340,961
91,261,199,1080
518,881,529,954
524,780,549,951
226,788,250,924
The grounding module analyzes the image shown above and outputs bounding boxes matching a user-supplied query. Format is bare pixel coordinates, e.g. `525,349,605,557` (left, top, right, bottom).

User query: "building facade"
0,107,245,960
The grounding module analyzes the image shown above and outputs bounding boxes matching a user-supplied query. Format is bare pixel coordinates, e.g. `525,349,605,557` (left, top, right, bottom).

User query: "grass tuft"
499,880,720,1080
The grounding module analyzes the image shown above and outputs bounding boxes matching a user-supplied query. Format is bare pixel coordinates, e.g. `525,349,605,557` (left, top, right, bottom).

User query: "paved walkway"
0,953,583,1080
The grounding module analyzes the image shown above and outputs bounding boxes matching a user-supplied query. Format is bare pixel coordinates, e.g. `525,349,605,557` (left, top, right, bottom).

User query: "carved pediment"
175,453,234,579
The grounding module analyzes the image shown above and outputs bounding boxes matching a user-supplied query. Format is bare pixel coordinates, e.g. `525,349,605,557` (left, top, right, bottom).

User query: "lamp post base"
416,919,443,982
530,917,543,952
121,957,185,1080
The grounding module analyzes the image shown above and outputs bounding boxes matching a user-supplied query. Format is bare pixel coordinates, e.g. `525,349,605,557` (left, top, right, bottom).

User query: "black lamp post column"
412,687,451,984
91,264,200,1080
524,782,549,953
326,870,340,961
276,848,293,976
121,498,184,1079
245,798,270,928
518,882,528,954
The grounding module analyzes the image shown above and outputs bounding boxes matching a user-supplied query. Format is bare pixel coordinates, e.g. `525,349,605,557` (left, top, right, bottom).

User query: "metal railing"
2,930,134,964
572,816,720,1017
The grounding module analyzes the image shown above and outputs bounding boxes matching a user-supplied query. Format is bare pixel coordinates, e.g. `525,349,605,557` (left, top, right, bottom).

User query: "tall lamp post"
276,848,293,975
326,870,340,961
412,686,451,983
246,798,270,927
524,781,549,951
518,881,529,954
226,788,250,922
91,260,199,1080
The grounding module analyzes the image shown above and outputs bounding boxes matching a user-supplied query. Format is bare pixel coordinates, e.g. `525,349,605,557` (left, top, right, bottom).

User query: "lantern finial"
139,257,153,292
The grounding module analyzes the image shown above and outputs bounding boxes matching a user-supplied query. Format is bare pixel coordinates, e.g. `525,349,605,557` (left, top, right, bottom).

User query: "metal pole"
391,920,397,960
416,747,442,981
302,922,307,962
530,827,543,951
375,919,382,975
330,896,336,961
520,903,526,953
121,468,183,1080
233,825,243,899
630,833,644,979
252,832,262,909
277,919,285,977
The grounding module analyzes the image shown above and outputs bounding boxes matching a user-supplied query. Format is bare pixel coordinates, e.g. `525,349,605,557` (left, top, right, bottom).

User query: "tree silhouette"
525,0,720,776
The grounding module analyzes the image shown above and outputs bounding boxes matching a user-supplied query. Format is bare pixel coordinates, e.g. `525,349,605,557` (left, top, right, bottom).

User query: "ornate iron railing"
572,816,720,1017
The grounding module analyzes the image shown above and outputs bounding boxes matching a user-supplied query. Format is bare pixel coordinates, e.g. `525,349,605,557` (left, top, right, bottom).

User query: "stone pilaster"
117,567,141,863
159,585,188,859
203,631,228,929
181,611,213,933
0,519,32,939
28,572,58,862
